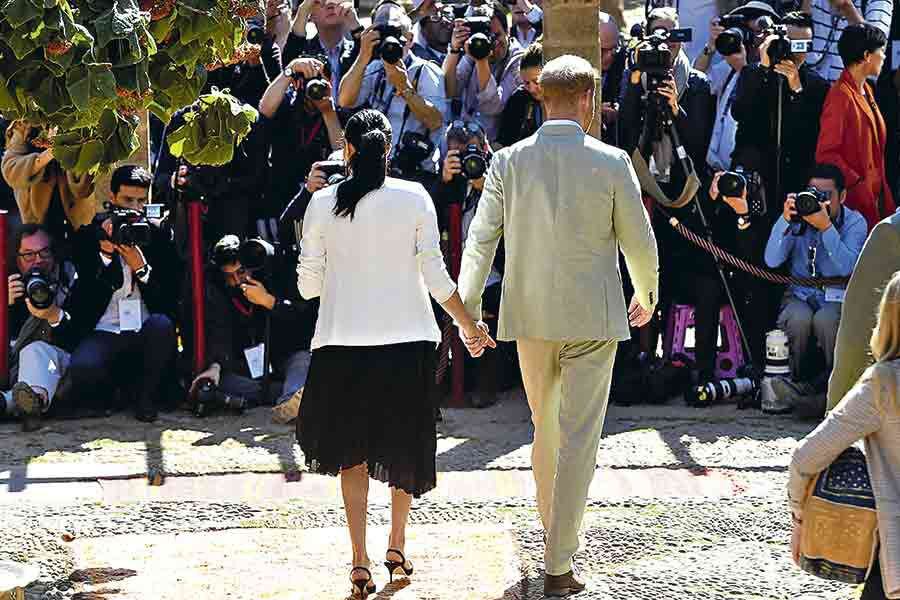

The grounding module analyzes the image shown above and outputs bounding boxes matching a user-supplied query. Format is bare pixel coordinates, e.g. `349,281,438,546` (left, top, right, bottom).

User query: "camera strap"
396,64,428,143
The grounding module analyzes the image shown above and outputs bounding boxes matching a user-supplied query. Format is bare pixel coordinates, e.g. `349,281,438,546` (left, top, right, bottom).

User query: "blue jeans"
219,350,311,406
65,314,177,414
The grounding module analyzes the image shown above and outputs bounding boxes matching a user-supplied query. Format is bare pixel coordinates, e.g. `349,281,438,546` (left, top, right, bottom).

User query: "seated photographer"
511,0,542,47
66,166,179,422
620,7,714,200
187,235,317,416
496,42,543,148
1,225,92,430
436,120,510,406
1,122,95,242
259,56,345,213
443,2,525,144
338,3,446,181
282,0,363,98
412,1,454,66
764,163,867,406
599,12,626,147
731,11,829,221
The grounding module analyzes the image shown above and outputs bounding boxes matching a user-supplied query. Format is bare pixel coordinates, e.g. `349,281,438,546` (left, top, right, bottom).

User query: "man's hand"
803,201,833,232
306,162,330,193
773,60,802,93
297,0,321,17
310,80,336,114
99,219,117,257
459,320,497,358
359,26,381,64
117,244,147,274
783,194,798,223
451,19,470,52
190,364,222,397
657,77,680,115
628,297,652,328
385,59,412,92
290,57,323,79
26,299,61,324
600,102,619,124
338,1,361,30
241,276,276,309
758,34,775,68
442,150,462,183
709,171,749,215
8,273,24,306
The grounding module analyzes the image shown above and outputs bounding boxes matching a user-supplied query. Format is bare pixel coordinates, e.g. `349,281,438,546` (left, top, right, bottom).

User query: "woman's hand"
460,320,496,357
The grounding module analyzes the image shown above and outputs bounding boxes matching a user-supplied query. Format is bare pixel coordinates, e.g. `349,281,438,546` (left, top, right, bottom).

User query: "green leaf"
2,0,42,29
66,61,115,111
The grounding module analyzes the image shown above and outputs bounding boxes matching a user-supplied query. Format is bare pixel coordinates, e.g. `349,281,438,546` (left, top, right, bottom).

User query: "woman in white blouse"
789,270,900,600
296,109,495,598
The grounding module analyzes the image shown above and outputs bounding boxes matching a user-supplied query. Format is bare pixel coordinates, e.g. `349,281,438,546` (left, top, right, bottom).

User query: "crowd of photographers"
0,0,896,430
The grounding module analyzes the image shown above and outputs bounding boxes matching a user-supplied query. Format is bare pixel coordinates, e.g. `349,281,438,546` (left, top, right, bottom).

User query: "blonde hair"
538,55,597,105
870,271,900,362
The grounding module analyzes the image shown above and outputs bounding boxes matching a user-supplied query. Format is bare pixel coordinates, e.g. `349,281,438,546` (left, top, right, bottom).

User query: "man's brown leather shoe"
544,570,586,597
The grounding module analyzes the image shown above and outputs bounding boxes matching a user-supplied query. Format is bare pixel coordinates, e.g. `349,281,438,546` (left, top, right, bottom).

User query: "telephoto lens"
717,171,746,199
687,377,759,406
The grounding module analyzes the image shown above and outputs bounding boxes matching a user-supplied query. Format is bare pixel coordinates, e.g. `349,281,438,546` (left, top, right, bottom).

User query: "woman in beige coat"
789,270,900,599
1,122,95,239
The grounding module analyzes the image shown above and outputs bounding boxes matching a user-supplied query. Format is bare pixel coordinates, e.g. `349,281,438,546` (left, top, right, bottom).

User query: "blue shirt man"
764,164,868,380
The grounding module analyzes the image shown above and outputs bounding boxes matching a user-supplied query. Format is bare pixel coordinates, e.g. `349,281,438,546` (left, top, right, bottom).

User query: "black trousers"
861,558,886,600
66,314,177,414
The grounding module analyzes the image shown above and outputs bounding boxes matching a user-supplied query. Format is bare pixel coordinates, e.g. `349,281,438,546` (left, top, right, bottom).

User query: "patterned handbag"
799,446,878,584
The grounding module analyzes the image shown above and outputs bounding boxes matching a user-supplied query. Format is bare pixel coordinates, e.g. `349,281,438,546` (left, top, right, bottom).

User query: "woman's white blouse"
298,177,457,350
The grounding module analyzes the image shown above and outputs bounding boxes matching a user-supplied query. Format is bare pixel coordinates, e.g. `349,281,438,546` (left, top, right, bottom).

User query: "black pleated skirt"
296,341,438,497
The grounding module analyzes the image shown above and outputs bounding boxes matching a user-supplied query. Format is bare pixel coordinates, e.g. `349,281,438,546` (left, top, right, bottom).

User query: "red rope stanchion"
447,202,465,408
188,201,206,376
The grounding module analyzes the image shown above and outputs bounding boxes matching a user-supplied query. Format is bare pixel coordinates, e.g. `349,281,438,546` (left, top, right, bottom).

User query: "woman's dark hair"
838,23,887,68
521,42,543,71
334,109,391,220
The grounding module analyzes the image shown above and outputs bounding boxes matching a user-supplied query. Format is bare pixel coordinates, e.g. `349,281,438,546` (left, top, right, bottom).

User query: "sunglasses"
447,120,485,139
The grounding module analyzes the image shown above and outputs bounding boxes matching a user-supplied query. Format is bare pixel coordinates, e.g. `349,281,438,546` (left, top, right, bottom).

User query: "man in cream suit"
458,55,659,597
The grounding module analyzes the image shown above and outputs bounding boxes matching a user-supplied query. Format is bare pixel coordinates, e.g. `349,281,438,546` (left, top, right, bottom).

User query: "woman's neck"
848,65,869,94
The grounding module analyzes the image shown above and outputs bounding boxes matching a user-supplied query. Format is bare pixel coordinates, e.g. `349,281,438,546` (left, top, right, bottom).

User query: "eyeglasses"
17,247,52,261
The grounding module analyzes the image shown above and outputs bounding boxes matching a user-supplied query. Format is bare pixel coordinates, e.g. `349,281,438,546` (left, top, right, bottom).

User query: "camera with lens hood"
464,16,495,60
793,187,829,222
372,24,405,64
460,144,490,180
715,14,752,56
23,268,55,310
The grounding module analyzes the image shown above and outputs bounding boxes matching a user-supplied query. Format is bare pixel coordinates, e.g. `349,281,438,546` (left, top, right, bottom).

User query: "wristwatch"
447,44,464,55
135,264,152,283
283,66,294,79
737,214,751,230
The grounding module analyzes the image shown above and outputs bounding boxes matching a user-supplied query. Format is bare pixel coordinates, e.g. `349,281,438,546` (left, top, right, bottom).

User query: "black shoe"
13,382,45,432
135,409,158,423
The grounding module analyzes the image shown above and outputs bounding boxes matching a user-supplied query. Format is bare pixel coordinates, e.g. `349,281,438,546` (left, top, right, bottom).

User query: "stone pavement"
0,389,862,599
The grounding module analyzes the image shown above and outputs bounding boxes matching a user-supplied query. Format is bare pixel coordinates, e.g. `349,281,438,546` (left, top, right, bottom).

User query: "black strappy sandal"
384,548,414,583
350,566,376,598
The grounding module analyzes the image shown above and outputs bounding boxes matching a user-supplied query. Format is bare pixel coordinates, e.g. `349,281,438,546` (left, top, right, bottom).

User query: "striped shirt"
808,0,893,83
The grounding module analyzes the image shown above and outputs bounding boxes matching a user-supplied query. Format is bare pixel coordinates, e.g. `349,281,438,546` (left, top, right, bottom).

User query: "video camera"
96,202,161,247
392,131,435,179
633,27,692,92
793,187,828,222
22,268,55,310
765,24,813,64
372,24,405,64
464,16,495,60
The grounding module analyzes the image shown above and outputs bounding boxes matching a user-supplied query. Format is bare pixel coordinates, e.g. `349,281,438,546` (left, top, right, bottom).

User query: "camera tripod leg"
665,125,756,369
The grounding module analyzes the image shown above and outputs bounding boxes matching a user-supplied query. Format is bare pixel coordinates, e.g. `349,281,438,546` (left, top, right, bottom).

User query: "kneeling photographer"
731,12,829,221
1,225,93,430
66,166,179,422
338,3,446,185
187,234,317,420
436,120,514,407
764,163,867,413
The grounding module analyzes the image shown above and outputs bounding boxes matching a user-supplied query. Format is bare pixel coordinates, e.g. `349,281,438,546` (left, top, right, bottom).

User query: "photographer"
764,163,867,408
412,1,454,66
338,4,446,180
1,225,92,430
260,56,345,213
497,42,543,148
443,2,525,144
187,235,317,416
66,166,179,422
205,16,283,109
731,12,830,220
1,122,95,242
805,0,892,83
282,0,363,98
599,12,626,147
511,0,543,47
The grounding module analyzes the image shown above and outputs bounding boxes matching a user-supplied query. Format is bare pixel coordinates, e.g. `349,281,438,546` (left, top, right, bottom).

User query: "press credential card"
119,299,143,332
825,287,846,304
244,343,265,379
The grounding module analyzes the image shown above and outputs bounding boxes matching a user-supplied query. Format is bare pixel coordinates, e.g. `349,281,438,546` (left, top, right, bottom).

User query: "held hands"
628,297,652,328
240,276,276,309
459,320,497,358
190,363,221,397
710,172,749,215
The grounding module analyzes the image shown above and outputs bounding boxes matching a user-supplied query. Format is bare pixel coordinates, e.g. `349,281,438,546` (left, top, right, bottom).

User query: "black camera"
718,166,766,216
246,23,265,45
193,378,247,417
766,24,813,64
239,238,275,273
288,55,332,101
715,15,751,56
373,24,404,64
316,160,347,186
97,205,154,247
793,187,829,221
634,28,692,91
23,268,55,310
391,131,434,178
460,144,489,180
718,170,747,199
464,16,495,60
450,3,468,18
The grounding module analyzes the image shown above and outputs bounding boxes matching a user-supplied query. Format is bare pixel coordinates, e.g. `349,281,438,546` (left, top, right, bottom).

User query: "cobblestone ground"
0,390,862,599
